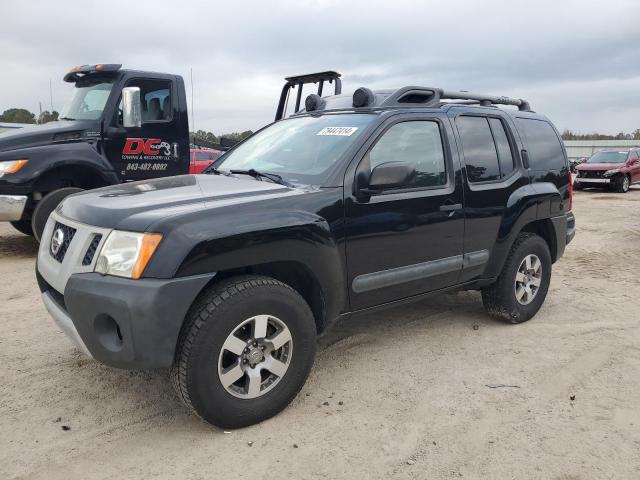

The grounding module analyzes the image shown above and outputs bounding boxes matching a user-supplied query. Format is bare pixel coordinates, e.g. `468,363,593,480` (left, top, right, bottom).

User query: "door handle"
440,203,462,212
172,142,179,160
521,149,530,169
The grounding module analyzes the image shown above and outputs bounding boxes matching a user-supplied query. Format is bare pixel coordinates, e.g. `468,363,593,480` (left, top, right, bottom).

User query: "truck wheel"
10,220,34,236
171,275,317,428
481,233,551,324
615,175,630,193
31,187,84,242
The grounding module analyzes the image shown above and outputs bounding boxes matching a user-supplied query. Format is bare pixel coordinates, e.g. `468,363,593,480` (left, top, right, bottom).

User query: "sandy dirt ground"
1,188,640,480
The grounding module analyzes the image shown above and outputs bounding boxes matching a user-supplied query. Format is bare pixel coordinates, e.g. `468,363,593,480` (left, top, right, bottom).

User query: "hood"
576,163,624,171
0,120,95,153
58,174,296,231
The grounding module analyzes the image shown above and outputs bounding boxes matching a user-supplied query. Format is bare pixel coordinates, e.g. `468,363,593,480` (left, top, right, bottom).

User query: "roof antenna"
190,67,195,132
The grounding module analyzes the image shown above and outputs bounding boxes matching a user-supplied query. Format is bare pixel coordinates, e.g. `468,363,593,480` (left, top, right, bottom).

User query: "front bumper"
0,194,27,221
575,177,610,185
37,270,215,369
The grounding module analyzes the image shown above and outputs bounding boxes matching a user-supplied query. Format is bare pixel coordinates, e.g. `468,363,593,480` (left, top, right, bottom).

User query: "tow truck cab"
0,64,191,239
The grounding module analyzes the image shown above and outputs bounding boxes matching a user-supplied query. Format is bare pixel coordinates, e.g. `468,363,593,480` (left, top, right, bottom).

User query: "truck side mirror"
122,87,142,128
366,162,416,192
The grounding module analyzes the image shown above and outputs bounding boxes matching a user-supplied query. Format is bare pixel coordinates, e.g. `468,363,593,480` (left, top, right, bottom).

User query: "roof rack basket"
380,86,531,111
275,71,342,120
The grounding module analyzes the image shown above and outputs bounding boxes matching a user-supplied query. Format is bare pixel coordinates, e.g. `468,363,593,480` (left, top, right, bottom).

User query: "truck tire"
171,275,317,428
10,220,34,236
481,233,551,324
31,187,84,242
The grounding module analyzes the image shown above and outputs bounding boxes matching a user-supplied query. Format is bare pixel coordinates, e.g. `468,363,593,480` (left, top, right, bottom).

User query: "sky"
1,0,639,135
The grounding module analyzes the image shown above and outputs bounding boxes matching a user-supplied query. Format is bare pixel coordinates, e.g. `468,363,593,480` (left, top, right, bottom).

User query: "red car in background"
575,148,640,193
189,148,222,174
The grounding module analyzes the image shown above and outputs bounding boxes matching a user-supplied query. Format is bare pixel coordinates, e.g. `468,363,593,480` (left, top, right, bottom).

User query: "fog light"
94,314,124,352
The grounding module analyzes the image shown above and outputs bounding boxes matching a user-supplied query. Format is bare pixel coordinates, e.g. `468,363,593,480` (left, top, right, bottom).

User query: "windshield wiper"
229,169,293,187
59,116,75,121
204,167,231,176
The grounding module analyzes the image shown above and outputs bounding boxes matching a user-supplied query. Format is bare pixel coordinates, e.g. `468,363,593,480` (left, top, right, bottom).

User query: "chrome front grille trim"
37,212,112,295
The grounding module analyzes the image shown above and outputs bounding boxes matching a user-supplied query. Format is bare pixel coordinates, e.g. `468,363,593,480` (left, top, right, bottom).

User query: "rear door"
344,113,466,310
104,76,188,181
449,109,530,283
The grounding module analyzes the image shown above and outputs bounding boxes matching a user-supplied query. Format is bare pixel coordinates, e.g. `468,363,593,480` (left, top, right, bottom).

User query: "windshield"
214,114,376,184
60,78,114,121
587,151,628,164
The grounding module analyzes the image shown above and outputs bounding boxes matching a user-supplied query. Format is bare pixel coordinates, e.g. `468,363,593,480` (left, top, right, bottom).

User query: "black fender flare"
484,182,562,279
144,210,347,326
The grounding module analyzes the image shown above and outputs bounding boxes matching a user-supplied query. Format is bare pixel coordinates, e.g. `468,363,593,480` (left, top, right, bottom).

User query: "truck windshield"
60,78,114,121
214,114,376,184
587,151,628,164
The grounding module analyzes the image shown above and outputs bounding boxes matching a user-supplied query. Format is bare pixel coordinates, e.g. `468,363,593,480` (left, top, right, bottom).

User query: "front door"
344,114,465,310
104,77,188,181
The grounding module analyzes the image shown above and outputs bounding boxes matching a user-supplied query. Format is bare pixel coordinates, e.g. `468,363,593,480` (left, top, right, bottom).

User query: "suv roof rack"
276,71,342,121
380,86,531,111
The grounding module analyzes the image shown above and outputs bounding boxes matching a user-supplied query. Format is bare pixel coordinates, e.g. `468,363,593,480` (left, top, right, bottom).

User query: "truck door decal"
122,138,172,173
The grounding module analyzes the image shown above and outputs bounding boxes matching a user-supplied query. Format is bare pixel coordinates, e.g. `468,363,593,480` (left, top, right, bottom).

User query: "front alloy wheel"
218,315,293,399
172,275,316,429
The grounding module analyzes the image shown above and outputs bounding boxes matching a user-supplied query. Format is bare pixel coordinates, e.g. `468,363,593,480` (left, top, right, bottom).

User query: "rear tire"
481,233,552,324
10,219,34,236
31,187,83,242
171,275,317,429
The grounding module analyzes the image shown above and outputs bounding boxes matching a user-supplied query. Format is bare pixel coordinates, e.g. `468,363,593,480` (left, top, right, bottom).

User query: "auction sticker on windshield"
317,127,359,136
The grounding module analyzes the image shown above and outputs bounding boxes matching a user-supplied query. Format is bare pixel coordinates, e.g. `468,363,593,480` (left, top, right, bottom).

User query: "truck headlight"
603,169,620,177
95,230,162,279
0,159,28,178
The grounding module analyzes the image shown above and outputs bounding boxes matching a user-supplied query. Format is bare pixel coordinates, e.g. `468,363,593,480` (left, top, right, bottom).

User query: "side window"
488,118,515,176
516,118,566,170
456,116,500,182
118,79,173,124
367,121,446,189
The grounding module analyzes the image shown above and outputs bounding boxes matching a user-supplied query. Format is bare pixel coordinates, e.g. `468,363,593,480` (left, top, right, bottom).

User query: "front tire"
172,275,317,429
10,219,34,236
31,187,84,242
481,233,552,324
615,174,630,193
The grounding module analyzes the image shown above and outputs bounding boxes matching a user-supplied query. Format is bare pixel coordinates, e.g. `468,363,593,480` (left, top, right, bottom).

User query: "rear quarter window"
516,118,566,171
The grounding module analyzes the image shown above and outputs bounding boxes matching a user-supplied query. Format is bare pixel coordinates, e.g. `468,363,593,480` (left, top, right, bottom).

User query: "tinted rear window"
456,116,501,182
516,118,566,170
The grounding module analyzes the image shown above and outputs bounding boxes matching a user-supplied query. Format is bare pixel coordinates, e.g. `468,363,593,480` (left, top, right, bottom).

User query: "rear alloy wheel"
482,233,551,324
514,254,543,305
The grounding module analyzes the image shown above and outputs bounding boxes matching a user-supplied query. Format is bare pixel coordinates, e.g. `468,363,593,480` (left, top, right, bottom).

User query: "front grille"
82,234,102,266
580,170,604,179
50,222,77,263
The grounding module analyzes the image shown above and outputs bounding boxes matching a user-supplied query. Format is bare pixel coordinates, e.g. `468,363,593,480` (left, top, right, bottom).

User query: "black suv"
36,73,575,428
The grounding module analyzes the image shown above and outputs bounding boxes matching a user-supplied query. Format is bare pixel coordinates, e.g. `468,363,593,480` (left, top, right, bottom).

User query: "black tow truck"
36,70,574,428
0,64,223,240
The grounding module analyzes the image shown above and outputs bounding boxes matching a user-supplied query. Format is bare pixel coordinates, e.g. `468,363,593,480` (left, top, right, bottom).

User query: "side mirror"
361,161,416,194
122,87,142,128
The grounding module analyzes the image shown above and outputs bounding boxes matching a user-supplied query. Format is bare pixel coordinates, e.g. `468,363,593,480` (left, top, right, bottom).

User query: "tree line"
6,106,636,143
561,129,640,141
0,108,59,124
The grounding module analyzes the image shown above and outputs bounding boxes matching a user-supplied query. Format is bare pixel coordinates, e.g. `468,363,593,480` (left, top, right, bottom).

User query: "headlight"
0,159,28,178
603,169,621,177
95,230,162,279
